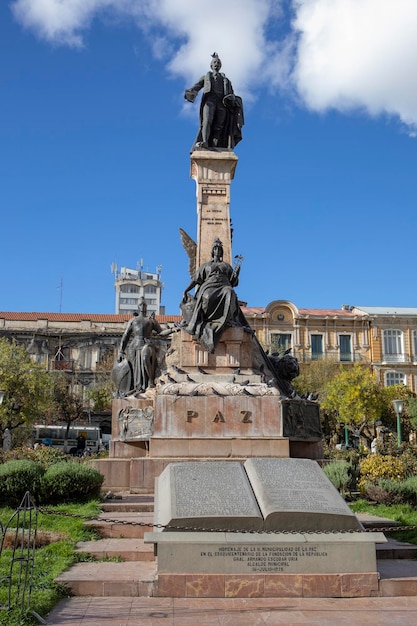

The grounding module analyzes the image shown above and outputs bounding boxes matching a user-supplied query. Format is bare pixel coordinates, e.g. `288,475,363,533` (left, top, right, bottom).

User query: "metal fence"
0,491,45,623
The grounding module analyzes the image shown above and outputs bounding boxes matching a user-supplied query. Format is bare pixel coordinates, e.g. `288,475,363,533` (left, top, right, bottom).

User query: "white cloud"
10,0,283,98
291,0,417,131
9,0,417,132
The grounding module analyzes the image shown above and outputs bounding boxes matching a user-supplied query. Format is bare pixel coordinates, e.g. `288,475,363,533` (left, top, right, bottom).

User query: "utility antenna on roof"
58,275,63,313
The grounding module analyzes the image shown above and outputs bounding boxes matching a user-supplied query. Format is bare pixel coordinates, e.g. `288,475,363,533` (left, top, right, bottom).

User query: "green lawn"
350,499,417,544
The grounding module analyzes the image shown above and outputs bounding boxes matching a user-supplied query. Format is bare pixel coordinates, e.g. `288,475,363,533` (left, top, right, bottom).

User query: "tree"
380,384,416,439
48,372,85,450
292,358,342,437
321,363,384,445
0,337,53,444
87,352,115,413
293,358,341,403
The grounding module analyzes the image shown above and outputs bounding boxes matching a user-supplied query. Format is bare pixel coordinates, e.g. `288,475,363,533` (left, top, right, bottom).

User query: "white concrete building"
113,264,164,316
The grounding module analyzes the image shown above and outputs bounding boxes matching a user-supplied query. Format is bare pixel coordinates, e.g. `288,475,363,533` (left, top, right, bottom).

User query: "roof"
353,306,417,316
0,312,182,323
298,308,359,317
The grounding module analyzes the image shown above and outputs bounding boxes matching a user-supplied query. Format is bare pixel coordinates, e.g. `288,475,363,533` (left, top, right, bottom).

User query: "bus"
32,424,103,454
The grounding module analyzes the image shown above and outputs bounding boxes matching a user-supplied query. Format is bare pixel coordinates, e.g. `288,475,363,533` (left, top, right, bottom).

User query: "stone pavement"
45,595,417,625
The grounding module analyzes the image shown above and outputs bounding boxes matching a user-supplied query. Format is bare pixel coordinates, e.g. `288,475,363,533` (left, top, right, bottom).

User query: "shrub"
363,475,417,506
358,453,408,494
40,461,104,504
0,459,45,506
1,445,67,468
323,461,351,495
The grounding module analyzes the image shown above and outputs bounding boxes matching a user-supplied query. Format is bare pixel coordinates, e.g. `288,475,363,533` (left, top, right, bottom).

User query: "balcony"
50,359,75,372
382,353,408,364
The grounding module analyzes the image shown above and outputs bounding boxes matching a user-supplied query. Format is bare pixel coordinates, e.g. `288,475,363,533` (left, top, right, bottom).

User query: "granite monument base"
144,458,386,598
147,531,383,598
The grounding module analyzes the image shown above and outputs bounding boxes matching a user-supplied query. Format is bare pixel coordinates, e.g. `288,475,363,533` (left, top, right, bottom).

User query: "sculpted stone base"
106,321,322,489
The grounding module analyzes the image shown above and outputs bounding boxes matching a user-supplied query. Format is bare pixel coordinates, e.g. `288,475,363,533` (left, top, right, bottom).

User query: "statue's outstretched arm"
184,76,204,102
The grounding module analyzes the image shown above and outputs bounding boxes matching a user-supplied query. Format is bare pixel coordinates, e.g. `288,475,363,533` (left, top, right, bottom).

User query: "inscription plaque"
155,462,263,531
145,531,384,575
154,458,362,534
245,458,362,531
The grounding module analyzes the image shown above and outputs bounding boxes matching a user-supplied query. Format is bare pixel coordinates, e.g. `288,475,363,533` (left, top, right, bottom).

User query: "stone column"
190,150,238,266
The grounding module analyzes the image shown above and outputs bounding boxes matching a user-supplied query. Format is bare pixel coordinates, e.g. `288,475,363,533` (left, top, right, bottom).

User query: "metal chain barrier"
37,507,417,535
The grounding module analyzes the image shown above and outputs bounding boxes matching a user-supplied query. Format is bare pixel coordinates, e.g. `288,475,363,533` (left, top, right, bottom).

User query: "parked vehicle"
32,424,103,454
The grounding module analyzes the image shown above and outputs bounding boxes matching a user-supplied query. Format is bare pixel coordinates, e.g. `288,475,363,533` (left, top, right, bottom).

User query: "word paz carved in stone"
186,410,252,423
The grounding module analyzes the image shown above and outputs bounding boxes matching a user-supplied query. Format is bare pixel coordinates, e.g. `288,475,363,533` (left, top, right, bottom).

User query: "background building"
113,262,164,316
2,302,417,434
352,306,417,392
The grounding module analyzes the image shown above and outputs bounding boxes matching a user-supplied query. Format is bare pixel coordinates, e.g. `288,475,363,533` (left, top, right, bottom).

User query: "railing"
50,359,75,371
297,352,363,363
382,353,409,364
0,492,44,623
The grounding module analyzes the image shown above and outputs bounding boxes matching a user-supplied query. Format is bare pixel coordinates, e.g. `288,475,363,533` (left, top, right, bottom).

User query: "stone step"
76,538,155,561
55,561,157,597
376,538,417,560
84,512,154,538
101,500,154,513
378,559,417,596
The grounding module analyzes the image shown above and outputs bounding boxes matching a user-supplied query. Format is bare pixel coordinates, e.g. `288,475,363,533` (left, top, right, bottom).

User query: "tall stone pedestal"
191,149,238,267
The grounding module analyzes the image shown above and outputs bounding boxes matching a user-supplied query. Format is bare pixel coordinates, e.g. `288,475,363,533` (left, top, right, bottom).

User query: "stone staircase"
55,495,158,597
55,495,417,598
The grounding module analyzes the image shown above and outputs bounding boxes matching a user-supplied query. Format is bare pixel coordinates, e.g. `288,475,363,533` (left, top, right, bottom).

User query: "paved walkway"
46,596,417,625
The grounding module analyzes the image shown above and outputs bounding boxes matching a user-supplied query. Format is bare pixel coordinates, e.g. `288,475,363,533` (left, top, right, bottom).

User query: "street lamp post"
392,399,404,447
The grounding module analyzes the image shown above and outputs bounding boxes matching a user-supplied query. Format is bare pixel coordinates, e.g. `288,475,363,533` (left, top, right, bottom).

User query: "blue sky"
1,0,417,315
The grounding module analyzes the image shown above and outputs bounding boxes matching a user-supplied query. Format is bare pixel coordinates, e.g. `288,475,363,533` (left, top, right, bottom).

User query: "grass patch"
0,500,102,625
350,499,417,544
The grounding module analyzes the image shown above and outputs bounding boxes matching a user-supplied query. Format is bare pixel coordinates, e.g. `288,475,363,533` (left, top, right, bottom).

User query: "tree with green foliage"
321,363,385,446
0,337,53,445
48,372,85,450
87,352,115,413
379,384,416,440
292,357,342,438
407,396,417,432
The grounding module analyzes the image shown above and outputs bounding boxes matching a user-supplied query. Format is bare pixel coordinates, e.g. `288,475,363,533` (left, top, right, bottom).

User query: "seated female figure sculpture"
181,238,243,353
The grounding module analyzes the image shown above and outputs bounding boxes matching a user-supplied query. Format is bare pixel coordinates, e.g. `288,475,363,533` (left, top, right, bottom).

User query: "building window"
145,298,157,306
99,346,114,363
80,348,92,370
385,371,406,386
311,335,323,360
120,297,138,305
120,284,139,293
383,330,404,363
413,330,417,362
271,333,292,354
144,285,156,294
339,335,352,362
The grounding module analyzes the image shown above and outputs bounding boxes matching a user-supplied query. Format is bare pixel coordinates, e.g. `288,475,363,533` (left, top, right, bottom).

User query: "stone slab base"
156,572,379,598
150,437,289,458
91,457,257,493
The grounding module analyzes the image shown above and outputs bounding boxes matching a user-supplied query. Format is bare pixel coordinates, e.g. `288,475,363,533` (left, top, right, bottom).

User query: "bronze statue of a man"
185,52,244,150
